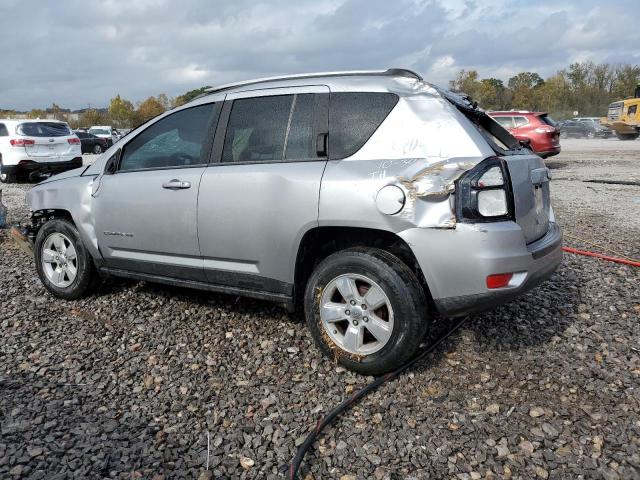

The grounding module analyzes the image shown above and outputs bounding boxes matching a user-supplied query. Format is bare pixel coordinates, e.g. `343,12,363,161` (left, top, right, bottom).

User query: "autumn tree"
79,109,108,127
108,94,135,128
173,86,211,107
135,95,168,123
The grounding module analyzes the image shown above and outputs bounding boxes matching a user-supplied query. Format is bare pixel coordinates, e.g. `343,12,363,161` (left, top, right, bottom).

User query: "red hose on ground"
562,246,640,268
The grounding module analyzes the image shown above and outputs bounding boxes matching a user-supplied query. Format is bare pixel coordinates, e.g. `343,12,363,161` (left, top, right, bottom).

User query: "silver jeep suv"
26,69,562,375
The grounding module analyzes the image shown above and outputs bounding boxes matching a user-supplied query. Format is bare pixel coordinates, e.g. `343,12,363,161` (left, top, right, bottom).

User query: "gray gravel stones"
1,141,639,478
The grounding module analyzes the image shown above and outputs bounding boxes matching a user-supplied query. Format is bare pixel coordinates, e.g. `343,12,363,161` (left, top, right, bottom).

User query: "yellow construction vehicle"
601,87,640,140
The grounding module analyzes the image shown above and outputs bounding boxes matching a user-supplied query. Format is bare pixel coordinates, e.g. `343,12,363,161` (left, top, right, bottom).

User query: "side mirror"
104,149,121,175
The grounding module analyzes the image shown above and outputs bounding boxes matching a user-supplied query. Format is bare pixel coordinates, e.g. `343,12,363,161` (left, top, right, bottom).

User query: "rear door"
93,102,221,281
198,86,329,295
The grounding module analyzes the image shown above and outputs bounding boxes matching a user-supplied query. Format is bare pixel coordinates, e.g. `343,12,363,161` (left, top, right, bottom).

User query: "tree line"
449,62,640,119
2,62,638,127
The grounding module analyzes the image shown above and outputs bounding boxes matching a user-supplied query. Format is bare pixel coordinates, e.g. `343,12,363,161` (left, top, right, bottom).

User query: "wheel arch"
293,225,434,309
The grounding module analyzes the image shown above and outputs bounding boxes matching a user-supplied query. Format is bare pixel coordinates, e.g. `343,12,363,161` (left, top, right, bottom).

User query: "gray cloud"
0,0,637,110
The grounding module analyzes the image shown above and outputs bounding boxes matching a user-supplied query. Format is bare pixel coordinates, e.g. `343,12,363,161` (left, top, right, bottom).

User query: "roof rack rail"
192,68,422,101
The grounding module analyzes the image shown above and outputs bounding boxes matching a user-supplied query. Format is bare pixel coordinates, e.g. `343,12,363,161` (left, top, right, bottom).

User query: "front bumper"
399,221,562,318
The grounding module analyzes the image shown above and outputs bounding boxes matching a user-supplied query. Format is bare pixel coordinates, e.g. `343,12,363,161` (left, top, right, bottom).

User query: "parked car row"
556,117,612,139
0,120,131,182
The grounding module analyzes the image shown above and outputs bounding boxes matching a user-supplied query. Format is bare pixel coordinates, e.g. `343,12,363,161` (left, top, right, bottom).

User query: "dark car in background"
74,131,109,154
559,117,612,138
488,111,561,158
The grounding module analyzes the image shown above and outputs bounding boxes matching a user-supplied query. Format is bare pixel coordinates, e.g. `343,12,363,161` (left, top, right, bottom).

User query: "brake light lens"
9,138,35,146
68,137,81,144
534,125,555,134
486,273,514,289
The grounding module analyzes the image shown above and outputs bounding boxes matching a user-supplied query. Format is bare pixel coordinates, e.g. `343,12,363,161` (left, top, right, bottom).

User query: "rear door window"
222,94,320,163
119,103,220,171
513,116,529,127
493,116,514,129
0,124,8,136
329,92,398,159
17,122,71,137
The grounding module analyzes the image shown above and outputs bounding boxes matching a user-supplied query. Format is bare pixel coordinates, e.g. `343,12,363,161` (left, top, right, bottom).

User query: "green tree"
108,94,135,128
173,86,212,107
27,109,47,119
80,109,108,127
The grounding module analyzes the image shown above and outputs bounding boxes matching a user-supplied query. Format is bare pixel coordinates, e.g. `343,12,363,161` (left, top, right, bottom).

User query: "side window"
119,103,219,171
329,92,399,159
0,124,8,136
513,116,529,127
628,105,638,116
494,116,514,129
221,94,319,163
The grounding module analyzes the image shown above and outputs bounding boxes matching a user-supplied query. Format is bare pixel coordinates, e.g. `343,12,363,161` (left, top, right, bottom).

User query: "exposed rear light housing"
455,157,514,222
10,138,35,146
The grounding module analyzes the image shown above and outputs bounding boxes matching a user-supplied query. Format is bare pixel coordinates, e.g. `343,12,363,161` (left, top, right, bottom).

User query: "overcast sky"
1,0,638,110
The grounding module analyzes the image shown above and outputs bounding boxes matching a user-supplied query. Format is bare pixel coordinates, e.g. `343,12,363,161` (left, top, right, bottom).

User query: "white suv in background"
88,125,119,146
0,119,82,183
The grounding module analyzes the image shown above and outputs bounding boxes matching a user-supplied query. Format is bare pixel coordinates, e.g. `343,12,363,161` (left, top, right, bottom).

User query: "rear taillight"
456,157,513,222
68,137,81,144
9,138,35,146
534,125,555,134
486,273,514,289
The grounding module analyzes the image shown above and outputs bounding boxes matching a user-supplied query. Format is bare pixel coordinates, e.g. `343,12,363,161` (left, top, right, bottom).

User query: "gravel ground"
1,144,639,479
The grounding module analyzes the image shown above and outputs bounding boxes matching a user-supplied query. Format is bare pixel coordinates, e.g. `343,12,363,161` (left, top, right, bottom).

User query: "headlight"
456,157,513,222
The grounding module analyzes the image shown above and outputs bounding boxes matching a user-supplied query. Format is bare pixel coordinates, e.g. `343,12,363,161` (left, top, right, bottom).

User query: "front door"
198,86,329,295
93,101,221,281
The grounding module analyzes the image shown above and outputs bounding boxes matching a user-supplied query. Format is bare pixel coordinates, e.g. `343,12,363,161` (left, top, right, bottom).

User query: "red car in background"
488,111,561,158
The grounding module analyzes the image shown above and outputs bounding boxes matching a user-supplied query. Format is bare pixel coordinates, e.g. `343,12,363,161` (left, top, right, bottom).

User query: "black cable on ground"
287,316,468,479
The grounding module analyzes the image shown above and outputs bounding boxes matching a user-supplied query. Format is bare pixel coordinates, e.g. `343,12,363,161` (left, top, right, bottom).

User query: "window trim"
113,101,222,174
211,91,329,166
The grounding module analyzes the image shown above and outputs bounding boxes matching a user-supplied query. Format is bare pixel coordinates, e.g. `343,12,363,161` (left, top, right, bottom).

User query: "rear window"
329,92,399,159
17,122,71,137
89,128,110,135
538,114,556,127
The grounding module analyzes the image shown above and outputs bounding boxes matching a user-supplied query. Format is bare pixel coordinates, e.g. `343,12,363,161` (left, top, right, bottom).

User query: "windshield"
17,122,71,137
89,128,110,135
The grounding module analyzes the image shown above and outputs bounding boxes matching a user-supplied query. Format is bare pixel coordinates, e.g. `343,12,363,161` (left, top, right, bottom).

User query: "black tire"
0,157,17,183
304,247,429,375
92,143,102,154
34,218,99,300
615,132,639,141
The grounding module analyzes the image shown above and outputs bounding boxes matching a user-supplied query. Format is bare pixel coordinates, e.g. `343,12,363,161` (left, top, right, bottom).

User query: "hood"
37,166,89,185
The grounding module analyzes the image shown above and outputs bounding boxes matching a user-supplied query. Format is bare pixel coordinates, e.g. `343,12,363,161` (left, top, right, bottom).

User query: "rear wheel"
92,144,102,154
304,247,429,375
35,219,99,300
615,132,639,141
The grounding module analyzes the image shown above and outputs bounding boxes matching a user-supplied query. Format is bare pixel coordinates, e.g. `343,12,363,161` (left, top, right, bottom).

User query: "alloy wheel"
320,273,394,355
41,232,78,288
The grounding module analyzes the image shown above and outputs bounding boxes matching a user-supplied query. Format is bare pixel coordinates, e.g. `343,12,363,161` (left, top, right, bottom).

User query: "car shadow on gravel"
462,266,580,352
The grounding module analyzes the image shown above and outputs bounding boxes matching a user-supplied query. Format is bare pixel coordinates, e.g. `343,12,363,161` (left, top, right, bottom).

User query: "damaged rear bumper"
399,221,562,318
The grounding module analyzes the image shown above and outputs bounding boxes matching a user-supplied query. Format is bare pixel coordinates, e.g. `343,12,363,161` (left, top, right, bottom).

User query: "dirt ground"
1,141,639,479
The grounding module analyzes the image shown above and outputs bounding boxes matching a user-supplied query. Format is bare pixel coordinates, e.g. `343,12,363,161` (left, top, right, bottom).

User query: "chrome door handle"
162,179,191,190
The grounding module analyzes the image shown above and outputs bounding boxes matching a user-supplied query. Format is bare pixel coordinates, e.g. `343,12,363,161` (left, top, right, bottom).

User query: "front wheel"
304,247,429,375
34,219,99,300
92,144,103,154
